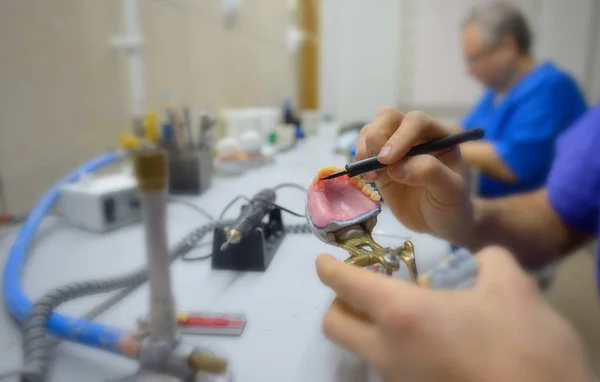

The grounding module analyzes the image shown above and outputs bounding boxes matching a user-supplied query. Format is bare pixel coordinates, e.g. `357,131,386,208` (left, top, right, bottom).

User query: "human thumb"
474,246,539,296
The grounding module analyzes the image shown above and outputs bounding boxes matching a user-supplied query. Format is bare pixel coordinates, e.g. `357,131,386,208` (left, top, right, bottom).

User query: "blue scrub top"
462,61,588,198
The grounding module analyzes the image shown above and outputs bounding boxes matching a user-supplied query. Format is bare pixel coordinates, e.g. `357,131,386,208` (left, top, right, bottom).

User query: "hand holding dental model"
316,248,593,382
310,108,596,382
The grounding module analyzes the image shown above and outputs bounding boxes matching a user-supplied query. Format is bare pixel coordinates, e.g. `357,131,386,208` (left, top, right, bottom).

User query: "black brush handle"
345,157,387,177
345,128,484,178
406,127,484,156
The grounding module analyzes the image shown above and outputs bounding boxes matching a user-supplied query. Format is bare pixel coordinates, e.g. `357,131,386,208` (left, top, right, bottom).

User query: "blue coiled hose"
1,152,128,354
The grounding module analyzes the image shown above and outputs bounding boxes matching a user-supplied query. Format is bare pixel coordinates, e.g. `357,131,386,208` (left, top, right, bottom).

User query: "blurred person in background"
458,1,587,198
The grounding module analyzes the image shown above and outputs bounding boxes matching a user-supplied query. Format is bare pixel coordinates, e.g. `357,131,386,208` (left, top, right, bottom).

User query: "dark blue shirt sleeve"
493,79,582,187
547,102,600,234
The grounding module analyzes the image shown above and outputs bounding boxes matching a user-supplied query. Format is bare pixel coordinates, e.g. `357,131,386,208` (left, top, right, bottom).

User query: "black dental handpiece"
321,128,485,180
220,189,277,251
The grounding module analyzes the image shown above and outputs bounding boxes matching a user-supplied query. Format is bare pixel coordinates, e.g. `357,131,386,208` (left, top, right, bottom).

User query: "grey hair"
463,1,532,54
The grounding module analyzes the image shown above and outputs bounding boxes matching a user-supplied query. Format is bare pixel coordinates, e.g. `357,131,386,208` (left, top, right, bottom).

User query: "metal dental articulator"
305,174,420,283
306,169,480,289
307,205,479,289
332,222,418,281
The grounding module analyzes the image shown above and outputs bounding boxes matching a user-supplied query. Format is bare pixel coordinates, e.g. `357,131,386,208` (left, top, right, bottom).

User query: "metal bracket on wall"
222,0,242,26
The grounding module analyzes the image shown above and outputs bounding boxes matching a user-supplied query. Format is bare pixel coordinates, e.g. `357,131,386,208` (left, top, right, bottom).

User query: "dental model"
306,166,419,282
214,137,246,176
240,130,264,167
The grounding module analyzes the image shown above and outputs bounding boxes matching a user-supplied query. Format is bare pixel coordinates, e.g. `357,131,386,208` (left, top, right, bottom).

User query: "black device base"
211,208,286,272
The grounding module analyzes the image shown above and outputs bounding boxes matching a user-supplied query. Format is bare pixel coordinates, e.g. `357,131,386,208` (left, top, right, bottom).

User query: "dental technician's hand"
355,108,472,245
315,247,596,382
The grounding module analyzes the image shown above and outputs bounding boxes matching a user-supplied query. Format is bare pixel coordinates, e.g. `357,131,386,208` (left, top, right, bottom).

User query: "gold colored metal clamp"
333,225,419,283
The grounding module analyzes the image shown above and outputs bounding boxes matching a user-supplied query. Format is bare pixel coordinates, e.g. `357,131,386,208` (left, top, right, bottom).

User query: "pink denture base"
307,177,379,228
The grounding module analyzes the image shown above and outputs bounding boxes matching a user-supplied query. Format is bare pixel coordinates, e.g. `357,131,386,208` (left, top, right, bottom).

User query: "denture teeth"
316,166,345,183
357,179,366,188
350,176,359,184
370,191,381,201
362,184,373,194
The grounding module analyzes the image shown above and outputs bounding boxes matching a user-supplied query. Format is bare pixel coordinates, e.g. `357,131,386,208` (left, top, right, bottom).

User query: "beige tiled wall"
0,0,296,213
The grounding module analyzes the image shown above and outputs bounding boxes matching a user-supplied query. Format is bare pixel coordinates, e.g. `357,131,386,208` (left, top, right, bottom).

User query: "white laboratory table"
0,123,451,382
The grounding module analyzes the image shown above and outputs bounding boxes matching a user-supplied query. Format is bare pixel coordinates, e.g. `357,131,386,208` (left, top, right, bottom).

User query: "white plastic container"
301,109,321,135
275,124,296,151
222,107,280,143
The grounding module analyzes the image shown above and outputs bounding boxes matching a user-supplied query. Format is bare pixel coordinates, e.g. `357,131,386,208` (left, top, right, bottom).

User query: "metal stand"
116,148,228,382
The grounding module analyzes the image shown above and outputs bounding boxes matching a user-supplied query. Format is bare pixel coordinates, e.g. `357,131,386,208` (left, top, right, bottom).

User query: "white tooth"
357,179,366,188
370,192,381,201
350,176,359,184
362,184,373,194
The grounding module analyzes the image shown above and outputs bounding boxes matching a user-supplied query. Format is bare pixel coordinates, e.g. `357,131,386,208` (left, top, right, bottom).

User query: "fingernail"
363,171,376,180
378,145,392,159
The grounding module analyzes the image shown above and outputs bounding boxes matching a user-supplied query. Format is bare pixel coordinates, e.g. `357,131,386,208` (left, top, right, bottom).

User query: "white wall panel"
319,0,401,124
536,0,596,97
319,0,599,121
